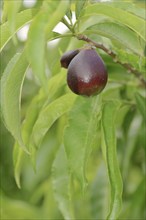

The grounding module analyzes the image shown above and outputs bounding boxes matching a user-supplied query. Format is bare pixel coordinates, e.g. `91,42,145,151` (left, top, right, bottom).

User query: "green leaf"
26,11,49,88
29,93,76,169
119,178,145,219
13,142,24,188
66,9,72,21
64,96,101,191
114,49,146,76
1,51,28,151
90,163,109,219
26,0,69,88
106,2,146,19
1,9,36,51
121,114,142,182
13,71,67,186
76,14,107,33
126,179,145,219
47,36,71,75
30,93,77,149
135,93,146,120
101,100,123,220
13,96,42,188
52,145,74,220
2,0,22,35
75,0,88,19
22,71,67,148
85,22,144,56
1,193,41,219
80,3,146,41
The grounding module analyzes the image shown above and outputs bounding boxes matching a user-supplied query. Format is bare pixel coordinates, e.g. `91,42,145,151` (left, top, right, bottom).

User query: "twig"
77,34,146,87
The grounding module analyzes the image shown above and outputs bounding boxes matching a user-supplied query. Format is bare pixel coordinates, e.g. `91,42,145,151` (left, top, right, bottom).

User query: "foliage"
0,0,145,219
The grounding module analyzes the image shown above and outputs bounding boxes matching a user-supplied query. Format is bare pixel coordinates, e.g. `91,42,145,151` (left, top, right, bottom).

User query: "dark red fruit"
67,49,108,96
60,49,80,69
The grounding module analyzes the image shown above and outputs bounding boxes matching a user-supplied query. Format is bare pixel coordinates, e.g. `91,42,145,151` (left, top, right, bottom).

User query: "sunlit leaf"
13,71,67,186
80,3,146,41
85,22,144,56
101,100,123,220
1,1,145,219
2,0,22,37
106,2,146,19
1,51,28,151
64,96,101,191
13,96,41,188
52,145,74,220
29,93,77,169
26,0,69,88
30,93,76,149
76,14,107,33
1,9,36,51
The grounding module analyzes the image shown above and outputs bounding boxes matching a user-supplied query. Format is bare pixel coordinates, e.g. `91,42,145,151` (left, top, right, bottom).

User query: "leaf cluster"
0,0,145,219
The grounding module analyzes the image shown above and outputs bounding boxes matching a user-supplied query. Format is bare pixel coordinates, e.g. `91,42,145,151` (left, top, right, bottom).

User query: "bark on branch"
77,34,146,87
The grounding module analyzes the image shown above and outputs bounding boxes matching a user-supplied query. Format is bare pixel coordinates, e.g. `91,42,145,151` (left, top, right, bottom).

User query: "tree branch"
77,34,146,87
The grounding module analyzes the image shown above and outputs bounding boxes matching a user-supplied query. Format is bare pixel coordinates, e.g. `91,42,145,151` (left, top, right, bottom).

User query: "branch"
77,34,146,87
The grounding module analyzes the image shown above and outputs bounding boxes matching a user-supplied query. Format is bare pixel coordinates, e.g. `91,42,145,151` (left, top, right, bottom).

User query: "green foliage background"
0,0,145,219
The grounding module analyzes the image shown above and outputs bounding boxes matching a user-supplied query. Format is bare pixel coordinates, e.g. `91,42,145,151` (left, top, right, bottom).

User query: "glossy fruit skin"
67,49,108,96
60,49,80,69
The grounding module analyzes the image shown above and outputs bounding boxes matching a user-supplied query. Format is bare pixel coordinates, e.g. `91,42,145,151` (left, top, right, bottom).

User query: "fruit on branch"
67,48,108,96
60,49,80,68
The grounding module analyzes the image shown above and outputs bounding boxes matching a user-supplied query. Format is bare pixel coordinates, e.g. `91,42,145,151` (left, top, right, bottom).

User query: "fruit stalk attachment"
77,34,146,88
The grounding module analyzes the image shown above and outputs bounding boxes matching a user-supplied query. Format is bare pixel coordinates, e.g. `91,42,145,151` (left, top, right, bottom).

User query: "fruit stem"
77,34,146,88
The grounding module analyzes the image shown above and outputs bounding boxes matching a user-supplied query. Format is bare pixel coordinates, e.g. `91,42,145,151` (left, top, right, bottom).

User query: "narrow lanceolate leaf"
101,101,123,220
90,163,109,220
26,0,69,88
13,71,67,187
28,93,76,169
75,0,88,19
1,51,28,151
135,93,146,121
80,3,146,41
2,0,22,35
24,72,67,142
85,22,144,56
30,93,77,149
64,96,101,191
114,49,146,76
52,145,74,220
0,9,36,51
66,9,72,21
106,2,146,19
13,142,24,188
26,11,49,88
13,96,42,188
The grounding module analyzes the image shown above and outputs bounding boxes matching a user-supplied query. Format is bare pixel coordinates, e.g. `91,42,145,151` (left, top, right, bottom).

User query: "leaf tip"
14,173,21,189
